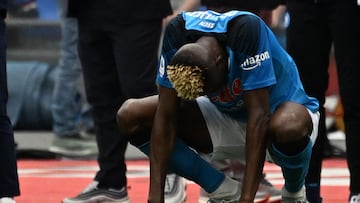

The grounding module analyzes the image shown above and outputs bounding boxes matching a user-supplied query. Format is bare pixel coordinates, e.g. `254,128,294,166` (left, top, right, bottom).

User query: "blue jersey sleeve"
227,15,276,91
157,15,187,89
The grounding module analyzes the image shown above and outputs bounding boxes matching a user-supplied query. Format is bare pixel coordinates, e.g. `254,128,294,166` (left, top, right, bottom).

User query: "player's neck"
196,36,217,50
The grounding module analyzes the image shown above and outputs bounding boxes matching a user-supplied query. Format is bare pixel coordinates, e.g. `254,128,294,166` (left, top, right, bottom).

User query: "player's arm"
148,14,186,202
240,87,271,203
229,13,275,203
148,86,180,203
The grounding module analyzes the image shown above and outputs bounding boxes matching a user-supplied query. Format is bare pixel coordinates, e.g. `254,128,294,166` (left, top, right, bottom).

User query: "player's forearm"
240,118,269,202
148,120,176,202
241,89,271,201
148,163,165,203
148,142,170,202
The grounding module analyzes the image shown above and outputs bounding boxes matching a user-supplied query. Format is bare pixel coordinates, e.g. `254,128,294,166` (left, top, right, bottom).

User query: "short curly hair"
167,64,205,100
167,43,210,100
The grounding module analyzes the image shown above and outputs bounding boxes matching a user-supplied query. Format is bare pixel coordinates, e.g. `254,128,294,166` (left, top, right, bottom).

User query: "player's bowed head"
167,36,228,100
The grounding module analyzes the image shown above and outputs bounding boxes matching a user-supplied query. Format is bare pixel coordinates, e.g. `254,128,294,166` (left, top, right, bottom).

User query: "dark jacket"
0,0,7,19
201,0,285,11
67,0,172,26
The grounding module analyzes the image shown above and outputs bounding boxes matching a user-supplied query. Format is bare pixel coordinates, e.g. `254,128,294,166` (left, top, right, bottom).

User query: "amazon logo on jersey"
241,51,270,70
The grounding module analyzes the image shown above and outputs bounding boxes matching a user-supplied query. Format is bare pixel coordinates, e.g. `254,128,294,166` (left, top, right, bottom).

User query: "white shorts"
196,96,320,161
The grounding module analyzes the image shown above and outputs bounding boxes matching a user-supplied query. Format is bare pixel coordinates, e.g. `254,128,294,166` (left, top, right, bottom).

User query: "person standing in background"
0,0,20,202
49,0,97,158
62,0,176,202
286,1,360,202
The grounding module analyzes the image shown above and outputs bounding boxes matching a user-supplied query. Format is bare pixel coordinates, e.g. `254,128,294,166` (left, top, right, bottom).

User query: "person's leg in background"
0,7,20,203
61,23,130,203
63,16,186,203
0,113,19,203
111,20,187,203
331,3,360,202
49,0,97,158
286,2,332,202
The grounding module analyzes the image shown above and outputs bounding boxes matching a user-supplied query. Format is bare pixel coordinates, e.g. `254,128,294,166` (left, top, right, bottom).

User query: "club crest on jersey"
241,51,270,70
210,78,242,103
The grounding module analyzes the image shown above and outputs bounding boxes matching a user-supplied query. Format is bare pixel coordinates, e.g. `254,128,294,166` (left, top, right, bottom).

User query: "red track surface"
15,158,348,203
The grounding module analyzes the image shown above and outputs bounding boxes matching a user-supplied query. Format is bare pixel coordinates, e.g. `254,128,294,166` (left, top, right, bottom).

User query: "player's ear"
215,55,221,64
215,54,227,70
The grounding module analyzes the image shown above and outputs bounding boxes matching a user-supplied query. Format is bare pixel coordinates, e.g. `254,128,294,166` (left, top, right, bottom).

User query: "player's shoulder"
167,13,186,28
226,13,262,42
225,14,263,53
228,13,262,31
163,14,187,40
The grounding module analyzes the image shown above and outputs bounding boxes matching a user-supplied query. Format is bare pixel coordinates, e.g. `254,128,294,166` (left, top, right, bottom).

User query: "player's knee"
117,99,139,135
268,118,303,144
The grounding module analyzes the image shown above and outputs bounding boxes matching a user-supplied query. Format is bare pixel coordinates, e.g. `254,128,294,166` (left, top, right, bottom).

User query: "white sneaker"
256,174,281,202
350,193,360,203
0,198,16,203
199,176,281,203
164,173,186,203
207,177,241,203
198,188,209,203
62,185,130,203
281,186,309,203
79,181,99,194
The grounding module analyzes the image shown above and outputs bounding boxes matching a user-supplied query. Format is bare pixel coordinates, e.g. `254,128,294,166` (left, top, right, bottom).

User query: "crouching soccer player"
117,9,319,203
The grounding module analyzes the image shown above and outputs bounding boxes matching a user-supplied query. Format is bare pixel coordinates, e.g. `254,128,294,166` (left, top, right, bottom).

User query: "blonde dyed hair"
167,64,205,100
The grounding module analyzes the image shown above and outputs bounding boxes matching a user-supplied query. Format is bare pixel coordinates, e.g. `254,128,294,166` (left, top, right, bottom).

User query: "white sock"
281,186,306,201
208,176,242,199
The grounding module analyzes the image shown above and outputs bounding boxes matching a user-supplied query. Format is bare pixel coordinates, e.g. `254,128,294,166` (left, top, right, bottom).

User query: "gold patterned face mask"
167,64,205,100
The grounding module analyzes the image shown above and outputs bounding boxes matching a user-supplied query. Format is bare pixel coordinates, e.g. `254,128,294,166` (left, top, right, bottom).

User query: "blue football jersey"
157,10,319,120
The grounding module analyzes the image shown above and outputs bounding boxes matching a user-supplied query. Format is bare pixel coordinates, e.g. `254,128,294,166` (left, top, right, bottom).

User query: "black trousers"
286,0,360,196
0,19,20,197
77,20,162,189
